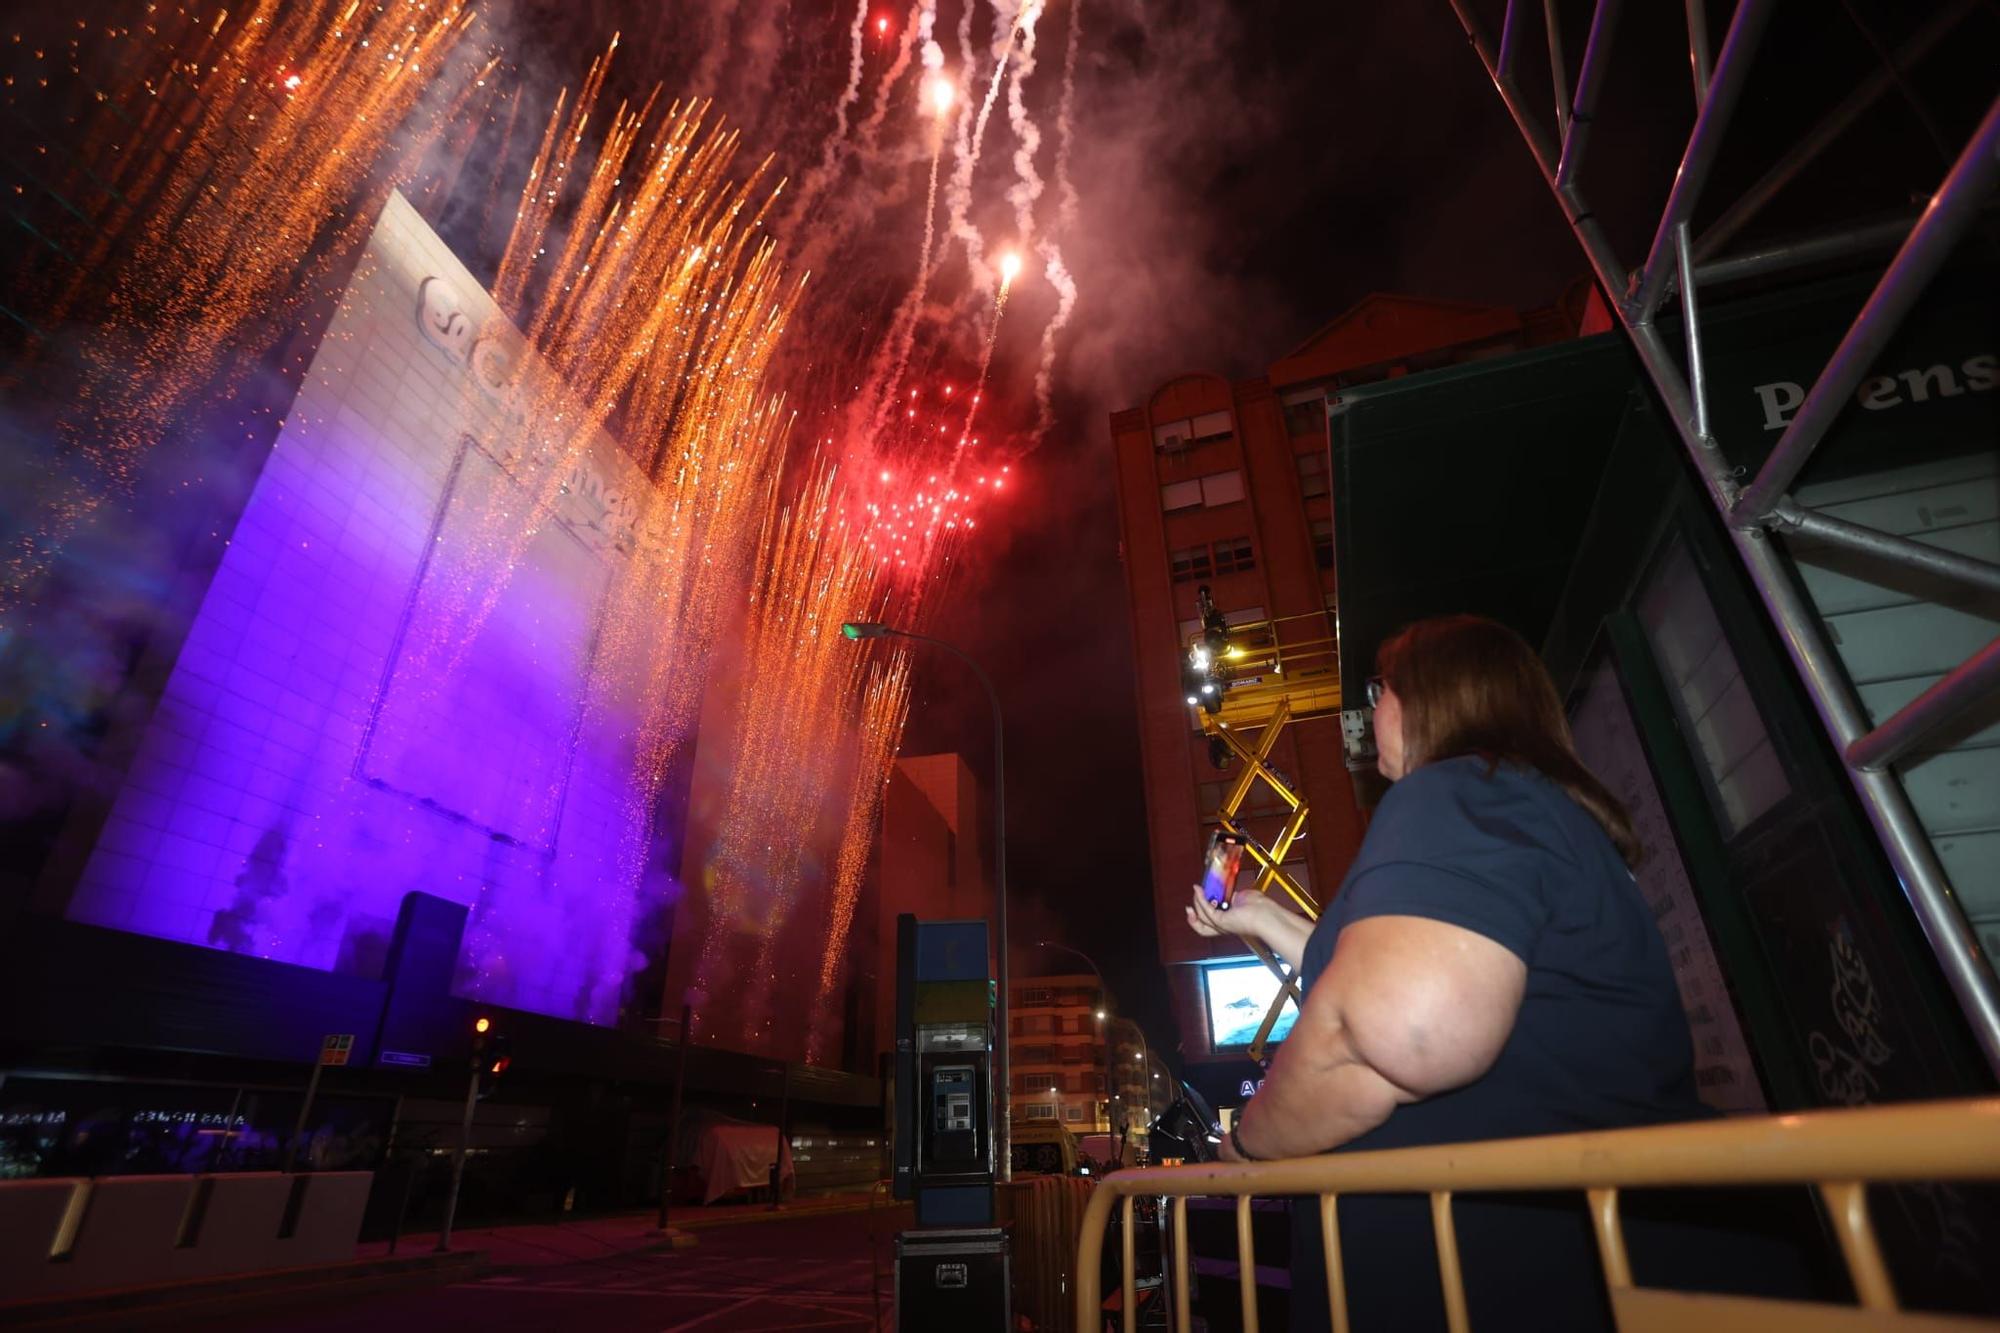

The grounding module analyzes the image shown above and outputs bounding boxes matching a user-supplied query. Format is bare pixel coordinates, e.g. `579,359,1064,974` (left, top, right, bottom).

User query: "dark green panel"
1665,261,1997,487
1329,332,1638,697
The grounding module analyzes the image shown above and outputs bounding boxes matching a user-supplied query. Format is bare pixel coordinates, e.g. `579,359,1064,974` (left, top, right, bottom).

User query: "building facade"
1009,973,1110,1132
1107,288,1601,1065
856,753,993,1070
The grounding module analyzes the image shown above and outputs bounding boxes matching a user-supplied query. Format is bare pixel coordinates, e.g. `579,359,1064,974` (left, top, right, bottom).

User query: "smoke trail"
942,1,1032,284
864,112,951,442
1032,0,1082,440
782,2,934,298
859,2,925,141
776,0,873,238
959,265,1018,444
855,0,1040,443
1003,1,1044,247
682,0,746,104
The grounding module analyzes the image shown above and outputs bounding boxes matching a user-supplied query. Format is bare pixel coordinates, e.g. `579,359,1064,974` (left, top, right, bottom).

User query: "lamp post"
1034,940,1154,1151
843,620,1013,1182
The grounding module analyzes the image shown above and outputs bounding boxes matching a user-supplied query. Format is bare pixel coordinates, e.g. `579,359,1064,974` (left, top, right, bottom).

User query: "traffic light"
470,1015,511,1099
478,1034,513,1099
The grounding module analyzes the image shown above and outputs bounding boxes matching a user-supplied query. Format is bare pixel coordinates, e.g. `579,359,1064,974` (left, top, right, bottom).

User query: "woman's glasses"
1365,675,1388,708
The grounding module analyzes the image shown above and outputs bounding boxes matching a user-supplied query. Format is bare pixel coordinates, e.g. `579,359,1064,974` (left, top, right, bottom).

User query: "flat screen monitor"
1201,958,1299,1049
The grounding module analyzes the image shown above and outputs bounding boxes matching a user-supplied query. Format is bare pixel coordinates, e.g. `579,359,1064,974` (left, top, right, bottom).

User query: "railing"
1075,1098,2000,1332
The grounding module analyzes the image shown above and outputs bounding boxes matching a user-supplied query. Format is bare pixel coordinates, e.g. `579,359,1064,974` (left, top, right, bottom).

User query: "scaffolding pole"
1732,96,2000,522
1443,0,2000,1077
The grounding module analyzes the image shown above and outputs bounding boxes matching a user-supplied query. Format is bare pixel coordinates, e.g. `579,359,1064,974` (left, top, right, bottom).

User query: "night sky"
503,1,1617,1053
903,1,1602,1052
489,0,1985,1059
11,0,1983,1066
884,0,1993,1055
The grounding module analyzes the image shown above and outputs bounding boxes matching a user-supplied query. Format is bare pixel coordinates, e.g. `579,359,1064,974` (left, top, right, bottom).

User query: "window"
1063,1105,1086,1122
1165,471,1246,515
1200,470,1246,507
1212,536,1255,575
1152,410,1236,451
1169,544,1214,583
1283,393,1326,437
1018,987,1053,1007
1311,518,1334,570
1296,451,1329,499
1191,409,1234,442
1172,538,1252,582
1025,1102,1055,1120
1161,478,1202,513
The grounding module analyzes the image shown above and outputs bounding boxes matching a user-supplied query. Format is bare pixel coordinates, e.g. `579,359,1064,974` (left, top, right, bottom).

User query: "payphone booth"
892,914,1011,1330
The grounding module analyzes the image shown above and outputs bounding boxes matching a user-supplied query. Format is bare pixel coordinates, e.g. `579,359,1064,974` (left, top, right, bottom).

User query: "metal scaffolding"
1445,0,2000,1075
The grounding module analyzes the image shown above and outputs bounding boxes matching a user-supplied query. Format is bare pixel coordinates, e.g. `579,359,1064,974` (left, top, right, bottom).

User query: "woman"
1188,614,1708,1332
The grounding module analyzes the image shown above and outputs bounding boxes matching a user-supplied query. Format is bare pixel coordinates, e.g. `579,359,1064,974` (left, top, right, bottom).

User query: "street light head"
841,621,893,640
1095,1009,1106,1020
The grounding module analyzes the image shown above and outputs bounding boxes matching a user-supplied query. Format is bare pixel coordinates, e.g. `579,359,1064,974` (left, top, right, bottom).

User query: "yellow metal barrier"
1074,1098,2000,1332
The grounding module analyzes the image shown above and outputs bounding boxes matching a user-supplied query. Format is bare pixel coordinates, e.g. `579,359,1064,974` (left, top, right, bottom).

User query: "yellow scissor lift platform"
1181,588,1344,1062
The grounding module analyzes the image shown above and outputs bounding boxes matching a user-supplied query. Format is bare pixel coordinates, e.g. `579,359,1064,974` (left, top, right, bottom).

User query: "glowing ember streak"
1,0,483,613
5,3,1056,1059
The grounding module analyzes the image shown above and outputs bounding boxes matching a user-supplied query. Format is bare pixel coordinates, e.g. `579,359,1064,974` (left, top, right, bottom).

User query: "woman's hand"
1186,883,1283,943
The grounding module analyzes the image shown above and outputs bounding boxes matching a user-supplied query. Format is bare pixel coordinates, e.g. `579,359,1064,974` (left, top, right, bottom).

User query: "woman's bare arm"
1226,913,1527,1160
1186,886,1316,971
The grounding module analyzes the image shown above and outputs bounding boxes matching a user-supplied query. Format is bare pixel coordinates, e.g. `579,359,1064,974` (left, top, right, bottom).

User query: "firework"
1,0,488,614
5,2,1071,1060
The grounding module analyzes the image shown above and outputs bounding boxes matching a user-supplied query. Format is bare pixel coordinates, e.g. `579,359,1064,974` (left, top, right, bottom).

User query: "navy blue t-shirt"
1287,756,1708,1332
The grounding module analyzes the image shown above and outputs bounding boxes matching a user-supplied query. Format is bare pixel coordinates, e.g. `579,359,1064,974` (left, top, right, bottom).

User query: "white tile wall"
68,192,663,1025
1793,452,2000,968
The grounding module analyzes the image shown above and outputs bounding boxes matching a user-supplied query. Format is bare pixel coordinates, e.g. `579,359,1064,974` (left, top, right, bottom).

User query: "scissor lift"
1182,587,1344,1060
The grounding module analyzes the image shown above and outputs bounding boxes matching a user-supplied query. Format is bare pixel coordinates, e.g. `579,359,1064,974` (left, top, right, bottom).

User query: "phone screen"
1201,831,1248,908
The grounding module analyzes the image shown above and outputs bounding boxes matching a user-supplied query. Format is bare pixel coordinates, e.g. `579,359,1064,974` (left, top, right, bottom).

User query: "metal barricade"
1075,1098,2000,1332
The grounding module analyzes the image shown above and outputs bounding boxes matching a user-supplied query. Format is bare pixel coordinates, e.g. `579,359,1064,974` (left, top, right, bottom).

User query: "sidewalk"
359,1186,892,1269
2,1190,891,1328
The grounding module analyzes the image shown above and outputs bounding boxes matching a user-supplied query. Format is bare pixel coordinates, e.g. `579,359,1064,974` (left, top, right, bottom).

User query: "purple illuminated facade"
65,193,669,1025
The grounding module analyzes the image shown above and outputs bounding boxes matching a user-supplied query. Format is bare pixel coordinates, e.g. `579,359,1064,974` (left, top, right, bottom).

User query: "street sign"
320,1033,354,1066
379,1049,432,1069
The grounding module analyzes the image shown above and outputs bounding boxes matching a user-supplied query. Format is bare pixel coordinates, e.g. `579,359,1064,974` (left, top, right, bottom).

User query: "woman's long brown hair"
1378,615,1642,868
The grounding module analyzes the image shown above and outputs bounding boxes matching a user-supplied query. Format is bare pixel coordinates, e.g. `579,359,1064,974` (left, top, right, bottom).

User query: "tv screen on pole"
1201,959,1299,1049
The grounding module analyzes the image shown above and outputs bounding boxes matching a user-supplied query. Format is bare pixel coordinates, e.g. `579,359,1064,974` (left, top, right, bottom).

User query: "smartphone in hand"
1201,830,1249,908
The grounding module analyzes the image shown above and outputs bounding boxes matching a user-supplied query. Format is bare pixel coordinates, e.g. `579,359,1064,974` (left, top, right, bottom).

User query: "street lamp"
1034,940,1155,1149
843,620,1014,1182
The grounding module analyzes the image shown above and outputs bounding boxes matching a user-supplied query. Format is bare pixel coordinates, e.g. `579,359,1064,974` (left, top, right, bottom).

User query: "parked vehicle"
1008,1118,1080,1177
